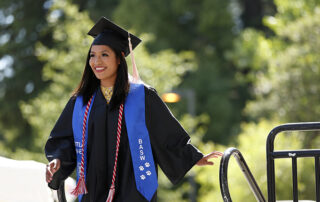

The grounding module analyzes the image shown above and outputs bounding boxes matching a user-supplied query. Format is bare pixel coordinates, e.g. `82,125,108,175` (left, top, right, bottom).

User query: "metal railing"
266,122,320,202
219,122,320,202
219,147,266,202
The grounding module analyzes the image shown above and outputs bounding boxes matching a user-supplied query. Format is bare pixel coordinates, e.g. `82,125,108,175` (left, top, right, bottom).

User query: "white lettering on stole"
138,138,145,161
76,148,83,154
138,139,152,177
75,142,83,154
75,141,82,148
140,155,146,161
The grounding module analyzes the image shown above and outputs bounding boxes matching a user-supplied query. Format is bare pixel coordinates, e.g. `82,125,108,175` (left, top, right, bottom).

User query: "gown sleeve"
44,97,77,190
145,87,204,185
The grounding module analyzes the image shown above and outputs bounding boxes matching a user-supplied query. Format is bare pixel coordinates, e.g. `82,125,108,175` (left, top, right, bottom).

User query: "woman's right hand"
46,159,61,183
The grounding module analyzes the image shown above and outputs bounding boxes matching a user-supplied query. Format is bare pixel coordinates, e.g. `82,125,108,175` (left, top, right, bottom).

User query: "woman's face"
89,45,119,87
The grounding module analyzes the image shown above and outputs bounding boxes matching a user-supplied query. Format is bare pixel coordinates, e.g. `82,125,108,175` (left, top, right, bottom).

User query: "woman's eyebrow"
90,50,110,54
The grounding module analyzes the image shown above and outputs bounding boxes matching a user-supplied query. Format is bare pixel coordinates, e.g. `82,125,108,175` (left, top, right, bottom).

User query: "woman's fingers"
45,159,61,183
46,165,53,183
197,158,214,166
209,151,223,157
207,154,221,158
205,151,224,160
205,160,214,165
50,159,61,173
196,151,224,166
53,159,61,170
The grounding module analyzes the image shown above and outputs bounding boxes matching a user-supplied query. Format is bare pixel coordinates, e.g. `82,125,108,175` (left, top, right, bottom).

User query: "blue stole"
72,92,96,202
124,83,158,201
72,83,158,201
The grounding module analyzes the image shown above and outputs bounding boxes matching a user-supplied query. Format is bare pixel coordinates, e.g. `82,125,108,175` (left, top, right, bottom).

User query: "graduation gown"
45,85,203,202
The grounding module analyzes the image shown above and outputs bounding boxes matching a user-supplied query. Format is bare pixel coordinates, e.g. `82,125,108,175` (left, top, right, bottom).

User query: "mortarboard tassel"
128,33,140,83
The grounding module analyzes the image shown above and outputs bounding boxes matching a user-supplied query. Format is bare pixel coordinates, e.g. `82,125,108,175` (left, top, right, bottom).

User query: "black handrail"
219,147,266,202
57,181,67,202
266,122,320,202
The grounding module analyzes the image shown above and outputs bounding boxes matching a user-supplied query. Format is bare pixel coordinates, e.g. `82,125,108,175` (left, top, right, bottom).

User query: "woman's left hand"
196,151,223,166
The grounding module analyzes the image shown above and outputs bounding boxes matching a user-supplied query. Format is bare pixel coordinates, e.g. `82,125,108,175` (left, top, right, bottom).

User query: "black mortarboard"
88,17,141,57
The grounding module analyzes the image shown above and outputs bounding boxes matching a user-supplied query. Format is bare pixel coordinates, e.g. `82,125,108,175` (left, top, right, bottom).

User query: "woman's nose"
94,56,102,65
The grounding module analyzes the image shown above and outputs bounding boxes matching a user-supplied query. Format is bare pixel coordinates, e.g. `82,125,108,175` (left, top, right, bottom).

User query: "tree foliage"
220,0,320,199
234,0,320,123
0,0,49,152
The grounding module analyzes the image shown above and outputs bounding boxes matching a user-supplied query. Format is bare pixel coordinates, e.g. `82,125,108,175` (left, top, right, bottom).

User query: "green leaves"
244,3,320,123
134,35,196,94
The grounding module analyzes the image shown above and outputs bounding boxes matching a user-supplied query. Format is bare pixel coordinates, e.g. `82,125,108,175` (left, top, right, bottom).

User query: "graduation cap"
88,17,141,57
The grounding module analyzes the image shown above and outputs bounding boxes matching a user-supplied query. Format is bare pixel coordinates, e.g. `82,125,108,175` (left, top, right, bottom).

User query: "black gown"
45,85,203,202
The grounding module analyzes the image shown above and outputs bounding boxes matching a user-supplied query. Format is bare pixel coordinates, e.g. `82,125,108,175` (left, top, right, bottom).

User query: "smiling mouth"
95,67,106,72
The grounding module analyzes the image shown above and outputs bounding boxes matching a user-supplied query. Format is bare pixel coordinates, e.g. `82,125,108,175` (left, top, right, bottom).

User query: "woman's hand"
46,159,61,183
196,151,223,166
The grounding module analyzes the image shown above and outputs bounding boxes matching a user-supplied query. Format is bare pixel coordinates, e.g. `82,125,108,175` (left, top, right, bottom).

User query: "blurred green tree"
218,1,320,199
228,0,320,125
0,0,50,152
190,0,320,200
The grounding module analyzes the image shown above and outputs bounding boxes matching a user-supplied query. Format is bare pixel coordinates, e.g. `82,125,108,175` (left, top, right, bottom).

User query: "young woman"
45,17,222,202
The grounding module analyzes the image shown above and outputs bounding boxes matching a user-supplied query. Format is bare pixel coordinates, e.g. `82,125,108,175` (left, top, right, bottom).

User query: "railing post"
292,157,298,202
315,156,320,201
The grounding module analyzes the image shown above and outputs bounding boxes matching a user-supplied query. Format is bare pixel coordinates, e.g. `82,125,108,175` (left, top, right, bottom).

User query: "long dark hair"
73,45,129,109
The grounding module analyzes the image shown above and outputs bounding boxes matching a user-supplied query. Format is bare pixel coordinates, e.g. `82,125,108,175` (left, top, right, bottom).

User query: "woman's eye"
90,54,95,57
102,53,109,57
